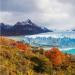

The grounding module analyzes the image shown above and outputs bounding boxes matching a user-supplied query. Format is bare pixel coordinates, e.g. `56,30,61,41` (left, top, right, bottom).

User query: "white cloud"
0,12,13,24
0,0,75,31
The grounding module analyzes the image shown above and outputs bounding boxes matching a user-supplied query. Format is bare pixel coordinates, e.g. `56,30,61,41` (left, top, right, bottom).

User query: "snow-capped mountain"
0,19,53,36
66,27,75,32
0,23,12,29
72,29,75,31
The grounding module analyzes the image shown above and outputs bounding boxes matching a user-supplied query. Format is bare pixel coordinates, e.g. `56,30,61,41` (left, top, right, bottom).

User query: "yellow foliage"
0,37,75,75
27,69,34,75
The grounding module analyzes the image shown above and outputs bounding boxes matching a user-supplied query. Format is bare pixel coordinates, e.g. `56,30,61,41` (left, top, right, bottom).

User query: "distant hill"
72,29,75,31
0,19,53,36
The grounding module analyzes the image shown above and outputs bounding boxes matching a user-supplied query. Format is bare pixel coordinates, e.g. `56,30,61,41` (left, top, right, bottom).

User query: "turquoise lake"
63,49,75,55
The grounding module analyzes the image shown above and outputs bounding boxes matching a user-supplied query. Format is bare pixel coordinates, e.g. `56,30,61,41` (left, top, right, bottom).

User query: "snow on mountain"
0,19,52,36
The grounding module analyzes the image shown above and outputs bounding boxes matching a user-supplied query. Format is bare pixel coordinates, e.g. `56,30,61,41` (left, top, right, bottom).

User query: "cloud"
1,0,38,12
0,0,75,30
58,0,75,17
58,0,75,5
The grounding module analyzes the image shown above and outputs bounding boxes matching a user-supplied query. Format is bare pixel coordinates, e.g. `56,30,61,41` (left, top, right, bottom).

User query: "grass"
0,37,75,75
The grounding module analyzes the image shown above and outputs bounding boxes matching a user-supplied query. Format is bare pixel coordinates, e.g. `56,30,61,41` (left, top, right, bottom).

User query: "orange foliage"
45,47,65,66
0,36,16,46
0,36,32,53
16,42,28,51
15,42,33,55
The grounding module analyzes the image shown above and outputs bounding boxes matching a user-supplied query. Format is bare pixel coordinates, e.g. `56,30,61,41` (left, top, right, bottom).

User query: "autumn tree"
45,47,65,66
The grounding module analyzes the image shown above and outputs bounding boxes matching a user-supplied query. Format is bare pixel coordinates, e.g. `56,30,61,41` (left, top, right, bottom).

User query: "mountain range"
0,19,53,36
72,29,75,31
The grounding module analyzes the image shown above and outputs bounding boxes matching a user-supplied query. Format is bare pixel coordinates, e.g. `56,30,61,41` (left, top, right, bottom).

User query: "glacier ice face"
24,32,75,49
25,32,75,39
8,32,75,51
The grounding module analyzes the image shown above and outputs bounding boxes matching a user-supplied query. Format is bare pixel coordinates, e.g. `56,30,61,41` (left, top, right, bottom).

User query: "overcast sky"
0,0,75,31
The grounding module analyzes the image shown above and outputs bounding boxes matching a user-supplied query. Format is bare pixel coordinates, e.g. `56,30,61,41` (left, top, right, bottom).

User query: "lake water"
7,31,75,54
63,49,75,55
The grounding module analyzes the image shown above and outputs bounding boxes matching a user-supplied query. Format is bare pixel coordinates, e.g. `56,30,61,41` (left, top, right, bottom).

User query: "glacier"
7,32,75,51
23,32,75,50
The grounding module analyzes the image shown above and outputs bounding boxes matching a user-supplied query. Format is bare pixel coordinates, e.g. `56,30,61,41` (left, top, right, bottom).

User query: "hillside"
0,37,75,75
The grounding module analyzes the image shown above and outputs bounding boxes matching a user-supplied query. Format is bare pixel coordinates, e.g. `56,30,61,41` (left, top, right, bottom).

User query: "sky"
0,0,75,31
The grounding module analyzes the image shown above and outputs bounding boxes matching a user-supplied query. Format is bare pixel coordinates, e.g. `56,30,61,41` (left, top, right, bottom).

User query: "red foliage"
16,42,29,52
45,47,65,66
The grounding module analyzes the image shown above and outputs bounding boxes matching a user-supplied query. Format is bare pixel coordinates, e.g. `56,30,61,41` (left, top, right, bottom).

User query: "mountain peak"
15,19,33,26
0,23,5,26
25,19,33,25
26,19,32,23
0,19,52,36
15,22,22,25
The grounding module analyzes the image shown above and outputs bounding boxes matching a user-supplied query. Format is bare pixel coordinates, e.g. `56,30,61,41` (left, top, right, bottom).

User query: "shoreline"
0,36,75,55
